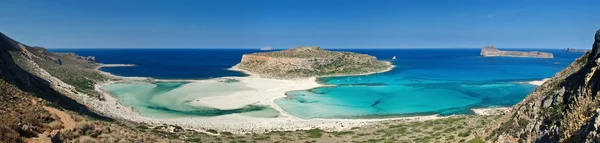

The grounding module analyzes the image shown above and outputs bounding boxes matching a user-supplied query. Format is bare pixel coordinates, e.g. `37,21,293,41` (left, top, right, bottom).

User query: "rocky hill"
0,32,198,142
485,30,600,142
0,32,486,143
4,29,600,142
481,46,554,58
234,46,392,79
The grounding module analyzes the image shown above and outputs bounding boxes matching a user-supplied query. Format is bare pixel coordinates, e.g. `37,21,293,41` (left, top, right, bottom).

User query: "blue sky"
0,0,598,49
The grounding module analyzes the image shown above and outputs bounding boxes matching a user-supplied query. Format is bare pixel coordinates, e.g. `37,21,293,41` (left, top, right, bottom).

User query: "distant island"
480,46,553,58
564,48,589,53
233,46,393,79
260,46,275,50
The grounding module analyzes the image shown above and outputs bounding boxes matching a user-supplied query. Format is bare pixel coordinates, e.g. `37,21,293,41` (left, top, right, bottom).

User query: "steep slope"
0,31,491,143
0,32,192,142
486,30,600,142
0,32,106,119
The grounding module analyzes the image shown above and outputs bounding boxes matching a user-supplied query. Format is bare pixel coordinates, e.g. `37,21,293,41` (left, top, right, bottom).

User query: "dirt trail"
43,106,76,130
27,106,77,143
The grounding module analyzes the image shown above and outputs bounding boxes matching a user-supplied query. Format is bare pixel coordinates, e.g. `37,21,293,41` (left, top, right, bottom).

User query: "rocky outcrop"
564,48,590,53
485,30,600,142
234,46,392,79
481,46,554,58
76,55,96,62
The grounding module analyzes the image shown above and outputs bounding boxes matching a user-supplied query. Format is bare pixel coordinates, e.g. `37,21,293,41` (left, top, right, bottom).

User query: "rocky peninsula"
480,46,553,58
233,46,393,79
564,48,589,53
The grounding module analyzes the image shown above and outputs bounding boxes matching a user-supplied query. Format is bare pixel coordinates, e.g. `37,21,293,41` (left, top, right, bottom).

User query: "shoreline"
514,78,550,86
89,62,450,133
471,107,511,116
98,63,136,67
316,61,396,78
229,61,395,80
527,78,550,86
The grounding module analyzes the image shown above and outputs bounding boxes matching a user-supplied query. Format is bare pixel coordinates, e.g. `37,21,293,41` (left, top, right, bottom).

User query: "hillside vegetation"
3,30,600,142
485,30,600,142
235,46,391,79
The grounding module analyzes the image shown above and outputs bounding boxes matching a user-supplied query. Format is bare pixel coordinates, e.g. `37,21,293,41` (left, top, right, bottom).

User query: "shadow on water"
146,105,271,117
148,82,189,95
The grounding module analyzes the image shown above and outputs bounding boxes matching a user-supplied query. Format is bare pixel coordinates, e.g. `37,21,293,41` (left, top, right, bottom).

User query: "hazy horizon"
47,47,586,50
1,0,598,49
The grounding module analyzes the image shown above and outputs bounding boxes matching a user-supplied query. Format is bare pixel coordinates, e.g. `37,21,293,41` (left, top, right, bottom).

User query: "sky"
0,0,598,49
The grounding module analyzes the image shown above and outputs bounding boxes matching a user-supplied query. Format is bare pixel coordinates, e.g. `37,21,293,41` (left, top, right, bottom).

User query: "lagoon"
55,49,583,119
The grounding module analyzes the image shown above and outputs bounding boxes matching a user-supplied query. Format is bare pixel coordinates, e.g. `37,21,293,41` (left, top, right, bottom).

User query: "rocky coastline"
564,48,589,53
480,46,554,58
234,46,393,79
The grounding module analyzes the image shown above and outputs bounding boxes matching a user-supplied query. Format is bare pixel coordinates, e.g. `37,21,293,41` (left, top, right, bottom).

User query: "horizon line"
46,47,586,50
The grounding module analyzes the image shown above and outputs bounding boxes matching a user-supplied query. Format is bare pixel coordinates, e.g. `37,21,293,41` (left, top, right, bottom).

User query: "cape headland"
480,46,554,58
564,48,589,53
233,46,393,79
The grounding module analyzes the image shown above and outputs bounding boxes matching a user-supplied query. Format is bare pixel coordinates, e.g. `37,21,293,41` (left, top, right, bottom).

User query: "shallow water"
275,49,581,119
54,49,584,119
102,81,280,118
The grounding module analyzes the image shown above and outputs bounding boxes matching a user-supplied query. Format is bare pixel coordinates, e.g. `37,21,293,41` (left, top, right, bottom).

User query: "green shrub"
186,138,202,142
136,125,149,129
467,137,485,143
458,131,471,137
306,129,323,138
328,131,354,136
518,118,529,126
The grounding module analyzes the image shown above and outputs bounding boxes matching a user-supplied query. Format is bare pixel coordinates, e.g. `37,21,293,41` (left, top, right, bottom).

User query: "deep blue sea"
53,49,257,79
51,48,584,119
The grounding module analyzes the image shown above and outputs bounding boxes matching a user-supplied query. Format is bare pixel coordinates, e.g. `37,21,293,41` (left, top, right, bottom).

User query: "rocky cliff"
234,46,392,79
485,30,600,142
481,46,554,58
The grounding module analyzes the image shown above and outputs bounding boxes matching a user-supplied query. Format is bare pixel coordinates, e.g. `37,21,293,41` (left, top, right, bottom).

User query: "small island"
564,48,589,53
480,46,553,58
260,46,275,51
233,46,393,79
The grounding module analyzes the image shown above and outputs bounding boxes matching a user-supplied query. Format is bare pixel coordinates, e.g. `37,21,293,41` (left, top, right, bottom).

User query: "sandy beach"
471,107,511,116
528,78,550,86
82,63,450,133
98,63,137,67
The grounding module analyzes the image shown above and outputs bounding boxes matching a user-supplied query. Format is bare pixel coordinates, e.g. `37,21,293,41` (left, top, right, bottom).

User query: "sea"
51,48,584,119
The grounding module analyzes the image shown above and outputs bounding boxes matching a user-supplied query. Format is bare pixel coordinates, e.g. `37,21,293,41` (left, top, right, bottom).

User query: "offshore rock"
481,46,553,58
564,48,589,53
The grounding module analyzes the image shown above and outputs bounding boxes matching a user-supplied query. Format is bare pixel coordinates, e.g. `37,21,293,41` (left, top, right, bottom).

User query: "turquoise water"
275,49,582,119
102,82,280,118
55,49,583,119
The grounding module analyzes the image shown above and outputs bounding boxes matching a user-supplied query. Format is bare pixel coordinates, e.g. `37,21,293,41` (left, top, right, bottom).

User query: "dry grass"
48,121,63,130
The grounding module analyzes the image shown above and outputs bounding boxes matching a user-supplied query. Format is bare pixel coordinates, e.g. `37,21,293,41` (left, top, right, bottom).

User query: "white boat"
392,56,396,60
